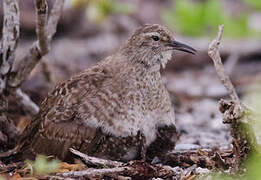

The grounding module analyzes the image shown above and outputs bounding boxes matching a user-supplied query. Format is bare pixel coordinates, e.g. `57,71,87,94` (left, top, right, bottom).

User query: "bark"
9,0,65,88
70,148,123,168
0,0,20,149
0,0,64,149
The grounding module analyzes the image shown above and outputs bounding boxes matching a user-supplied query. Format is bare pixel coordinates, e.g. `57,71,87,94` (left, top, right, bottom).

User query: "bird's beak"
169,40,196,55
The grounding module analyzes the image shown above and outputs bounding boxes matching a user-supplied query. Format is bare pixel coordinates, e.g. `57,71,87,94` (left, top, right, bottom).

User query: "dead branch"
0,0,20,86
2,0,64,116
9,0,63,113
59,167,132,178
0,0,20,149
219,99,258,170
68,148,175,179
9,0,65,88
208,25,240,105
163,149,234,170
70,148,123,167
0,0,20,92
0,0,64,149
58,162,175,179
35,0,49,55
12,88,39,115
208,25,258,171
43,175,76,180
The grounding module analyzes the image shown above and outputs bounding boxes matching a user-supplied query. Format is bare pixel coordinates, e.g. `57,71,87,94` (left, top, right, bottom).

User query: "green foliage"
242,0,261,10
201,151,261,180
26,155,60,175
162,0,253,37
201,85,261,180
73,0,134,23
243,85,261,137
243,152,261,180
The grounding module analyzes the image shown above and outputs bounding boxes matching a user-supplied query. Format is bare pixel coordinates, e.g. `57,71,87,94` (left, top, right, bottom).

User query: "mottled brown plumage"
17,24,195,162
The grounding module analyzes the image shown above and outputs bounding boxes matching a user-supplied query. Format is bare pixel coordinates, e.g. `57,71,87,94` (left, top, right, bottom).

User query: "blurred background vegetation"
71,0,261,38
162,0,261,37
72,0,134,23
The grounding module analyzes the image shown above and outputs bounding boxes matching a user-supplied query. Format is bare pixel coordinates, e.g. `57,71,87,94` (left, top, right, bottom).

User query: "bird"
13,24,196,162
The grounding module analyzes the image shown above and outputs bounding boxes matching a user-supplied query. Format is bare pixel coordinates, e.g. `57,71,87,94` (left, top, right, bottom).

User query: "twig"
70,148,123,167
0,161,24,173
59,167,132,178
43,175,76,180
12,88,39,115
208,25,258,171
208,25,240,104
69,149,176,178
106,174,132,180
163,149,232,169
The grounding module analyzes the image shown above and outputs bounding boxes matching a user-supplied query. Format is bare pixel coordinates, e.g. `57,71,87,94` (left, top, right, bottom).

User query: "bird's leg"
138,131,146,161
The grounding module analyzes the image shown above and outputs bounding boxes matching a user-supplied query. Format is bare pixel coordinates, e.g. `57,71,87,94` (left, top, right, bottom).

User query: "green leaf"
26,155,60,175
162,0,253,37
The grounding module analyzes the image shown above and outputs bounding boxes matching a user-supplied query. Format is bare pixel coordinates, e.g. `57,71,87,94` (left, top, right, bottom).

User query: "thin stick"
208,25,258,171
208,25,240,104
69,148,176,178
12,88,39,115
70,148,123,167
59,167,131,178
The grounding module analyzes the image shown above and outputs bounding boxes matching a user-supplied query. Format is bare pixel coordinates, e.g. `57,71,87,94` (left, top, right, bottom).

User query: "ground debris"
163,149,234,170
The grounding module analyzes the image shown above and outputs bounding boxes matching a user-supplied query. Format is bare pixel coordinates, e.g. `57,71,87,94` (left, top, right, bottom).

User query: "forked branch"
9,0,65,89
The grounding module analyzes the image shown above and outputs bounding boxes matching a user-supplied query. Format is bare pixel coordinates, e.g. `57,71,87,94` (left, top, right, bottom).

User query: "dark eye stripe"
152,35,159,41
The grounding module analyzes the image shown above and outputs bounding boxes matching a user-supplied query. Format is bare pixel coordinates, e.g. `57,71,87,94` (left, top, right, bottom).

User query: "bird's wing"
18,66,114,160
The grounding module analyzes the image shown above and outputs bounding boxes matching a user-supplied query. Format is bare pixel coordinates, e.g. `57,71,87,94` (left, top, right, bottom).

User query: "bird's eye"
152,35,159,41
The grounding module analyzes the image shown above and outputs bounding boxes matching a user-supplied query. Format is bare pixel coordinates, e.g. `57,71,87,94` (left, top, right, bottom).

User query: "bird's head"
121,24,196,70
